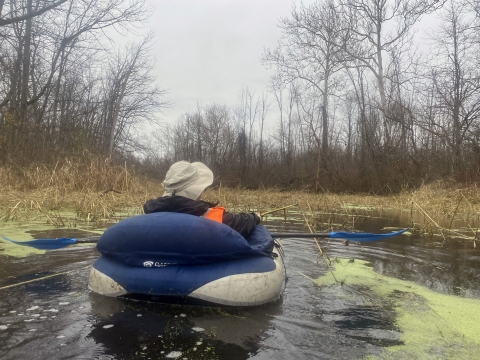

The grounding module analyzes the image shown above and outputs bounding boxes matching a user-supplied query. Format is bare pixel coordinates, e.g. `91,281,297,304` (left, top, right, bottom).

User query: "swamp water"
0,208,480,359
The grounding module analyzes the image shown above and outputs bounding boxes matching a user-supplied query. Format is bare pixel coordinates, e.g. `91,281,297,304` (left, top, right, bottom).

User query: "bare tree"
264,0,345,162
338,0,443,143
104,34,167,157
235,87,260,186
258,92,270,173
0,0,154,162
0,0,67,27
418,0,480,173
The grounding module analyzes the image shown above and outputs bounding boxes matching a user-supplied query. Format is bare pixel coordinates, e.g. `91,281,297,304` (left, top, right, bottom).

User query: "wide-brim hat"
162,161,214,200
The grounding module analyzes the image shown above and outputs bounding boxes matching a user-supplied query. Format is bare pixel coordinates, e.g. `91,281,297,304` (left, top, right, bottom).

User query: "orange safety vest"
204,206,225,223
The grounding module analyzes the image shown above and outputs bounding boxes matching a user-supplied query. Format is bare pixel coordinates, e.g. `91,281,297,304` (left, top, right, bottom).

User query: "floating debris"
40,316,47,319
0,325,8,330
103,325,114,329
29,329,37,332
30,314,40,317
191,327,204,332
59,302,69,306
179,314,186,317
26,306,39,311
9,311,16,314
44,309,58,313
137,314,142,317
56,335,65,339
165,351,182,358
24,319,35,322
196,341,202,345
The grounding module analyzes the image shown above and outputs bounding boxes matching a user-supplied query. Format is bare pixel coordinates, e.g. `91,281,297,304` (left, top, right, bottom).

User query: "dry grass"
203,181,480,218
1,157,480,242
206,181,480,244
0,155,162,225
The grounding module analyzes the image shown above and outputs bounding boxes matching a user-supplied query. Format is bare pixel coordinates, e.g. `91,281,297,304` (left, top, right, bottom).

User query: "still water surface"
0,209,479,359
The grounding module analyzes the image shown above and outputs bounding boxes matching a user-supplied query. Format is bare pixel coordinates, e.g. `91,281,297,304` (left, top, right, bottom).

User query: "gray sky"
147,0,309,124
145,1,440,126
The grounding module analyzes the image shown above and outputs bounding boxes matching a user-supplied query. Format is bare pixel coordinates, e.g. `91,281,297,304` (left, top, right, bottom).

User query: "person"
143,161,261,237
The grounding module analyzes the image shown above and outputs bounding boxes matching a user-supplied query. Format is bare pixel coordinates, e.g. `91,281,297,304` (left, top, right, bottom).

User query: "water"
1,209,480,359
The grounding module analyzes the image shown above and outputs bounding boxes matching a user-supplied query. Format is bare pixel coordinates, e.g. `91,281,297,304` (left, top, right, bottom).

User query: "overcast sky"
144,0,442,127
146,0,312,124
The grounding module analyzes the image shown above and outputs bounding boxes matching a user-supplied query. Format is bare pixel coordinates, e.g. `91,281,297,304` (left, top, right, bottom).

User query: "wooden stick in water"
260,204,297,217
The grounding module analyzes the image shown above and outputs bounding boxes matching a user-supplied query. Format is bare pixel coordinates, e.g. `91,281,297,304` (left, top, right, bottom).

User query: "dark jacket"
143,195,260,237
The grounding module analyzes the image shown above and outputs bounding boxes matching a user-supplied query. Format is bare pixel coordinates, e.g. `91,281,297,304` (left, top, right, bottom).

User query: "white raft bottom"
88,246,285,307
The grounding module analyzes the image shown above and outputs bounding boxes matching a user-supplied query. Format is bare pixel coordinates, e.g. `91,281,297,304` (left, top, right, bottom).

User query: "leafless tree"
0,0,163,163
234,87,260,185
264,0,346,163
337,0,443,144
417,0,480,173
0,0,67,27
104,33,168,157
258,92,270,173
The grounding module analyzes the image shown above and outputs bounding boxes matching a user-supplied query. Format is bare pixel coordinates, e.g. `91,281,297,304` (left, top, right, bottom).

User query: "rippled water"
1,209,480,359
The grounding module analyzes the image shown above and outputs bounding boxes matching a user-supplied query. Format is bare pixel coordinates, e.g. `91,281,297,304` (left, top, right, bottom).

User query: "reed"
2,157,480,245
0,154,161,225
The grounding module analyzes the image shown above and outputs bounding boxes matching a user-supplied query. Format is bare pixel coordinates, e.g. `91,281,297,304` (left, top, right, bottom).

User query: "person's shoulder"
143,196,168,213
145,195,213,215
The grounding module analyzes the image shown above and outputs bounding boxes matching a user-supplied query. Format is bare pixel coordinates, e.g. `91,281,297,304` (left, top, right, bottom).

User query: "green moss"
0,224,47,257
316,259,480,359
0,207,112,257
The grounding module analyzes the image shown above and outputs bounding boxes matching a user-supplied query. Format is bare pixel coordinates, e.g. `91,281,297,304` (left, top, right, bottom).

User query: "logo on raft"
142,261,175,268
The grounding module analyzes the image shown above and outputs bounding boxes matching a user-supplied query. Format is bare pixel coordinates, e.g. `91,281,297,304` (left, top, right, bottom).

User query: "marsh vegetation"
1,156,480,250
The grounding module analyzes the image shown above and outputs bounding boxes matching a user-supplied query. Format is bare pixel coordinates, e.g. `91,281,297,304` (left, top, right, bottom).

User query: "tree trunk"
108,68,132,158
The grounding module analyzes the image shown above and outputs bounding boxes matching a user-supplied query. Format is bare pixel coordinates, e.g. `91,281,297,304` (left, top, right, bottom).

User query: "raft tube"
88,212,285,306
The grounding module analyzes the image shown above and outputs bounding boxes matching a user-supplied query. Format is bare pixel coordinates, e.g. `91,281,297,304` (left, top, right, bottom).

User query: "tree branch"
0,0,67,26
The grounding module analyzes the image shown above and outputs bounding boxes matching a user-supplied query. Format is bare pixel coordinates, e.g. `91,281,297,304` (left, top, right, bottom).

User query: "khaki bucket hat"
162,161,214,200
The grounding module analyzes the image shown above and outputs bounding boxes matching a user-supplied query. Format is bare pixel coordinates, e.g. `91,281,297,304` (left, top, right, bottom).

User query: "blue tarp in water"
97,212,274,267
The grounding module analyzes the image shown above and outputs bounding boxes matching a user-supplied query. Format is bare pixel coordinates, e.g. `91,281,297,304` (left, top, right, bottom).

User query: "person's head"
162,161,214,200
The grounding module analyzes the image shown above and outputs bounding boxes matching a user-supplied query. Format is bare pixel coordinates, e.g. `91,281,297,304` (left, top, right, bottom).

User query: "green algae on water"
316,258,480,359
0,238,46,257
0,208,117,258
0,224,47,257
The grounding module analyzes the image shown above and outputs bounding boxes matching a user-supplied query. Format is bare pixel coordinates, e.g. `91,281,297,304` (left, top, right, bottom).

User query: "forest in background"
1,0,480,193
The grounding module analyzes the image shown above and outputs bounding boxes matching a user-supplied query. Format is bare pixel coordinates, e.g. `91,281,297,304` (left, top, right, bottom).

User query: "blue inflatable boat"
88,212,285,306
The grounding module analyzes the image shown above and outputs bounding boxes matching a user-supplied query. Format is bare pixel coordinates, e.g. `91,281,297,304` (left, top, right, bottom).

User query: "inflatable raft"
88,212,285,306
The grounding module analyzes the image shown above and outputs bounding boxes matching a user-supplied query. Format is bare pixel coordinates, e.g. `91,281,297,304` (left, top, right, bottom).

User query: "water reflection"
87,293,281,359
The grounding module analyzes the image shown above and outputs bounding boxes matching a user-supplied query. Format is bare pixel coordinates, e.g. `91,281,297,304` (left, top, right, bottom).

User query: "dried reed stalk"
412,201,476,242
298,199,339,284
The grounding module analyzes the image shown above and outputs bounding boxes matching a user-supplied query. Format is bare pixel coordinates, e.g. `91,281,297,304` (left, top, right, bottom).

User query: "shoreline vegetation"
1,157,480,246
